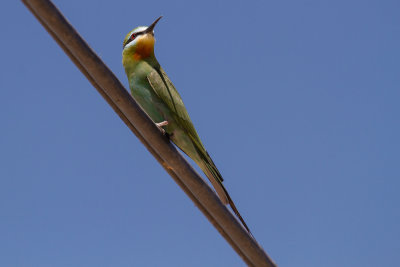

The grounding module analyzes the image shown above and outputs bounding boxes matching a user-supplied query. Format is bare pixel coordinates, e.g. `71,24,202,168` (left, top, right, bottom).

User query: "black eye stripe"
124,31,145,48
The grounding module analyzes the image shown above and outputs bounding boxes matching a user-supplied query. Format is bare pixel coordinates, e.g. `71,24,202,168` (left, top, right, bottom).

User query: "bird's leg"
156,121,169,127
156,121,169,135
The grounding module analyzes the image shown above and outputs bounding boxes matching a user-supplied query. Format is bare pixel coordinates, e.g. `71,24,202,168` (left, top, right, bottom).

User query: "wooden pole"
21,1,276,266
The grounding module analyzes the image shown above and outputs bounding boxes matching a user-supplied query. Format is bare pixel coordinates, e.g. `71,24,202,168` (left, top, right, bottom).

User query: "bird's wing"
147,68,251,233
147,68,209,162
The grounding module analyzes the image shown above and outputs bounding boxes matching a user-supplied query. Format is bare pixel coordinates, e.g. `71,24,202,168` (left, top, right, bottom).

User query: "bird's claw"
156,121,169,135
156,121,169,127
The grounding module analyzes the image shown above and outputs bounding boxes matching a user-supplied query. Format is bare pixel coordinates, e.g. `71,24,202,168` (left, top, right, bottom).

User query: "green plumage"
122,18,250,232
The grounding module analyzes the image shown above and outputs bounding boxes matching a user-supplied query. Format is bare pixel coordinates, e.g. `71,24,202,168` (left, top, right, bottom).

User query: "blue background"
1,0,399,266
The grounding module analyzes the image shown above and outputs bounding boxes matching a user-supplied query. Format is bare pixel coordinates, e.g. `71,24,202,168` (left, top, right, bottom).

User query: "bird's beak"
145,16,162,35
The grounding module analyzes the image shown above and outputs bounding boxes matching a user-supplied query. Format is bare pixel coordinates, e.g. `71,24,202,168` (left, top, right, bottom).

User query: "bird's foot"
156,121,169,127
156,121,169,135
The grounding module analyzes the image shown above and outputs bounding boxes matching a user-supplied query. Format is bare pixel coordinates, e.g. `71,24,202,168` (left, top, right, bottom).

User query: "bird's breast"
133,35,155,60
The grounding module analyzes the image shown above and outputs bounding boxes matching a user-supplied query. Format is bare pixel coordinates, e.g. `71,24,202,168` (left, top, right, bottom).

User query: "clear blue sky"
1,0,399,266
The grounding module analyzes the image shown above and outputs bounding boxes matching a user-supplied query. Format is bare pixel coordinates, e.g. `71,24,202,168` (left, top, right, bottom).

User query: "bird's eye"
124,31,143,48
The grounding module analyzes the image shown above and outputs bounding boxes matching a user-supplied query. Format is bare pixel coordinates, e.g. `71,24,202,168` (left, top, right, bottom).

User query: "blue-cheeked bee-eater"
122,17,250,232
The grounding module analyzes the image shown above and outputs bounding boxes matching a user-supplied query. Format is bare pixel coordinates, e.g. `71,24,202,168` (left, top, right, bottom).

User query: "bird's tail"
199,158,251,233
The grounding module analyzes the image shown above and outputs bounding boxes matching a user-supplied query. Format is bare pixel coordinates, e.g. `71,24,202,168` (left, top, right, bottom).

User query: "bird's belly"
131,86,167,124
131,85,198,161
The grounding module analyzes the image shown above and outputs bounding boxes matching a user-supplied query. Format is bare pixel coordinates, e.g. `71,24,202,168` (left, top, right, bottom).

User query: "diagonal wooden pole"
21,2,251,265
21,1,277,266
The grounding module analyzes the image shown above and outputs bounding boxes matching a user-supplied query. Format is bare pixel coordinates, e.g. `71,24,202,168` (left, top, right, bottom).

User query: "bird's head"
122,16,162,63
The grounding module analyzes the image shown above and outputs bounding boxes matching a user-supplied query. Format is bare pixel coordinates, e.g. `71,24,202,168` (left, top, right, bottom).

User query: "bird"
122,16,250,233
